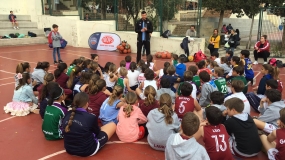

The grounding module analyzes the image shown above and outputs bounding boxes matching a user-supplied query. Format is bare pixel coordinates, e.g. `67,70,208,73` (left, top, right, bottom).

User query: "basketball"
161,52,167,59
166,52,171,59
123,49,128,54
188,55,194,62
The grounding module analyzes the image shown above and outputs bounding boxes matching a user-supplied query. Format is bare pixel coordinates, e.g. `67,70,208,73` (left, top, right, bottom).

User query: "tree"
202,0,243,32
240,0,261,49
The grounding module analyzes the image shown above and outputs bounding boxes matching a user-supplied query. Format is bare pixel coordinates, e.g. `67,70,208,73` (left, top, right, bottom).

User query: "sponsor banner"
88,32,121,51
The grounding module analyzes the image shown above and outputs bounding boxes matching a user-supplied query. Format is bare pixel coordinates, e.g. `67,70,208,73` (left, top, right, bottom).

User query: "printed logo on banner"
102,35,114,44
88,32,121,51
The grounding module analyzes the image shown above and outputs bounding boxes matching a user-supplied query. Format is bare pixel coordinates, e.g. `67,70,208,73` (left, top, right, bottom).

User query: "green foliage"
202,0,242,14
153,0,184,21
240,0,260,18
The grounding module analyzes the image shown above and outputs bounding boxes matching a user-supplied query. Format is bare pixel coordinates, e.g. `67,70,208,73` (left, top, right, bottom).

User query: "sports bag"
48,39,68,49
276,60,283,68
193,50,207,62
179,54,189,63
245,92,261,113
9,33,16,38
28,31,37,37
161,30,171,38
268,58,277,66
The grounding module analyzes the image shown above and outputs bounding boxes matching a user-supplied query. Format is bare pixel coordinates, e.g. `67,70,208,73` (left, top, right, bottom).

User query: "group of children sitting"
3,50,285,159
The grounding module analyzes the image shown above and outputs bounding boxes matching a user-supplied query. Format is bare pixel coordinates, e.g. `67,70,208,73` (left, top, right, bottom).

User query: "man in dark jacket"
9,11,19,29
135,11,153,63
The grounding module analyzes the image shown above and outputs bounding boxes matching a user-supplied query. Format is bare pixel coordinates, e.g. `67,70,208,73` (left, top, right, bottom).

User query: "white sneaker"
253,61,258,65
13,26,16,29
263,62,267,64
16,27,19,29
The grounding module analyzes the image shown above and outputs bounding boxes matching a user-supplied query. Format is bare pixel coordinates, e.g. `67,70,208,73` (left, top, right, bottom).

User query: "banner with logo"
88,32,121,51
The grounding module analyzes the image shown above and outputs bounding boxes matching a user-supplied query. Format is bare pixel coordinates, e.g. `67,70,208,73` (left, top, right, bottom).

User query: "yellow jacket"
209,35,220,48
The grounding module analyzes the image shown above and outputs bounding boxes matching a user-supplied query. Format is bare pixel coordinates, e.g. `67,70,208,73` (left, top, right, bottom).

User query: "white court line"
37,141,148,160
0,82,15,86
0,70,15,75
0,77,14,80
0,116,16,123
0,56,37,64
0,49,49,54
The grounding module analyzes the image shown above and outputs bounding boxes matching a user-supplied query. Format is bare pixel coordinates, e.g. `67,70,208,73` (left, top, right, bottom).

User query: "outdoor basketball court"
0,44,284,160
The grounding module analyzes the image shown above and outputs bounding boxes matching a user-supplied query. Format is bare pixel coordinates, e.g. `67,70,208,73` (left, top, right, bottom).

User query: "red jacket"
255,41,270,52
87,91,108,116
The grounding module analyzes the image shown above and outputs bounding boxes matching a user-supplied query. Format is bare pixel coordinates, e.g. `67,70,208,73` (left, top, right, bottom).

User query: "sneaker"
252,78,256,86
54,61,58,64
253,61,258,65
13,26,16,29
58,60,63,63
263,62,267,64
16,27,19,29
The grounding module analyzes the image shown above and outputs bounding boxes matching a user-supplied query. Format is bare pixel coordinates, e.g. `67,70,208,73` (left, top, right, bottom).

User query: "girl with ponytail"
99,85,125,125
127,62,140,91
105,63,118,92
66,59,83,76
4,73,39,116
146,93,180,151
54,63,68,89
62,92,116,157
42,86,67,140
138,85,159,117
253,64,276,95
67,66,82,90
15,62,32,87
116,92,147,142
87,79,108,116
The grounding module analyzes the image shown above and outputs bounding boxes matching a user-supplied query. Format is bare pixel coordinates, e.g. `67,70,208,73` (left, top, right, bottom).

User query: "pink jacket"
116,105,147,142
255,41,270,52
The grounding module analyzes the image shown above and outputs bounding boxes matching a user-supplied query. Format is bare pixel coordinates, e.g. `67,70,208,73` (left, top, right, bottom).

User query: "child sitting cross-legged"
254,89,285,134
198,71,218,107
257,79,279,111
224,98,262,158
136,69,157,100
138,85,159,117
147,93,180,151
203,91,227,120
213,67,228,96
260,108,285,160
176,71,197,100
165,112,210,160
116,92,147,142
175,82,202,120
225,80,250,115
201,106,233,160
230,65,248,94
156,78,176,104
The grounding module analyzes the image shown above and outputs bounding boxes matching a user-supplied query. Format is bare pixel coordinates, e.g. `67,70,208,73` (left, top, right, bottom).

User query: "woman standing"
208,29,220,54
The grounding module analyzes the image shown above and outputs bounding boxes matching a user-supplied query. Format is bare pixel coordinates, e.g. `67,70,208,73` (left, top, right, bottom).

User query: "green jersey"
214,77,228,95
116,77,127,96
192,75,201,89
42,103,66,140
173,60,178,66
66,65,75,76
231,76,248,94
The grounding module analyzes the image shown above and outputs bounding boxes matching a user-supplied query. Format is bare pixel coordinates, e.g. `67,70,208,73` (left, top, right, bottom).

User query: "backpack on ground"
276,60,283,68
28,31,37,37
9,33,16,38
18,34,25,38
245,92,261,113
268,58,277,66
161,30,171,38
60,39,67,49
179,54,189,63
193,50,207,62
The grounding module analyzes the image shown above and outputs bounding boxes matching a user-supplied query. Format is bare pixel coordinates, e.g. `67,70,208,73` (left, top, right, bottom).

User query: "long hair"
64,92,89,133
47,86,64,105
143,86,156,106
89,79,106,95
16,73,30,90
16,62,30,74
263,64,279,79
123,92,137,118
108,64,117,79
54,63,67,79
159,93,173,125
108,85,123,106
67,66,82,89
39,73,55,102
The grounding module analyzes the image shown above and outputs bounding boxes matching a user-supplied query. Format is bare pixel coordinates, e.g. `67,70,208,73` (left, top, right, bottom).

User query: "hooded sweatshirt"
32,68,46,85
258,101,285,128
165,133,210,160
175,63,186,78
199,80,218,107
224,113,262,155
146,108,180,151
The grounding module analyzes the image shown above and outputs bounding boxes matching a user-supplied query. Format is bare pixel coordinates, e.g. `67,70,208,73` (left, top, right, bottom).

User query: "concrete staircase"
203,10,232,18
0,15,47,46
117,15,135,31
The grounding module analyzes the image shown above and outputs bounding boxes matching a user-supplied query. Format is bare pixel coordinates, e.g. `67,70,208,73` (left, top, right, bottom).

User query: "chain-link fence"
258,7,285,57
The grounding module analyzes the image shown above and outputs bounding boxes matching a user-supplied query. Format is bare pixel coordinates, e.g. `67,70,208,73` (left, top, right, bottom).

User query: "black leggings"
254,50,270,62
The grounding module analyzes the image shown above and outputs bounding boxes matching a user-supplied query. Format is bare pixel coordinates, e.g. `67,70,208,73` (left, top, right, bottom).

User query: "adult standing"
135,11,153,63
227,29,238,53
253,35,270,64
208,29,220,54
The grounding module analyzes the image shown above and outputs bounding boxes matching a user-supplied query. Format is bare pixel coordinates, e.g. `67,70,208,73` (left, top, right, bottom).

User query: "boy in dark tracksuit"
9,11,19,29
